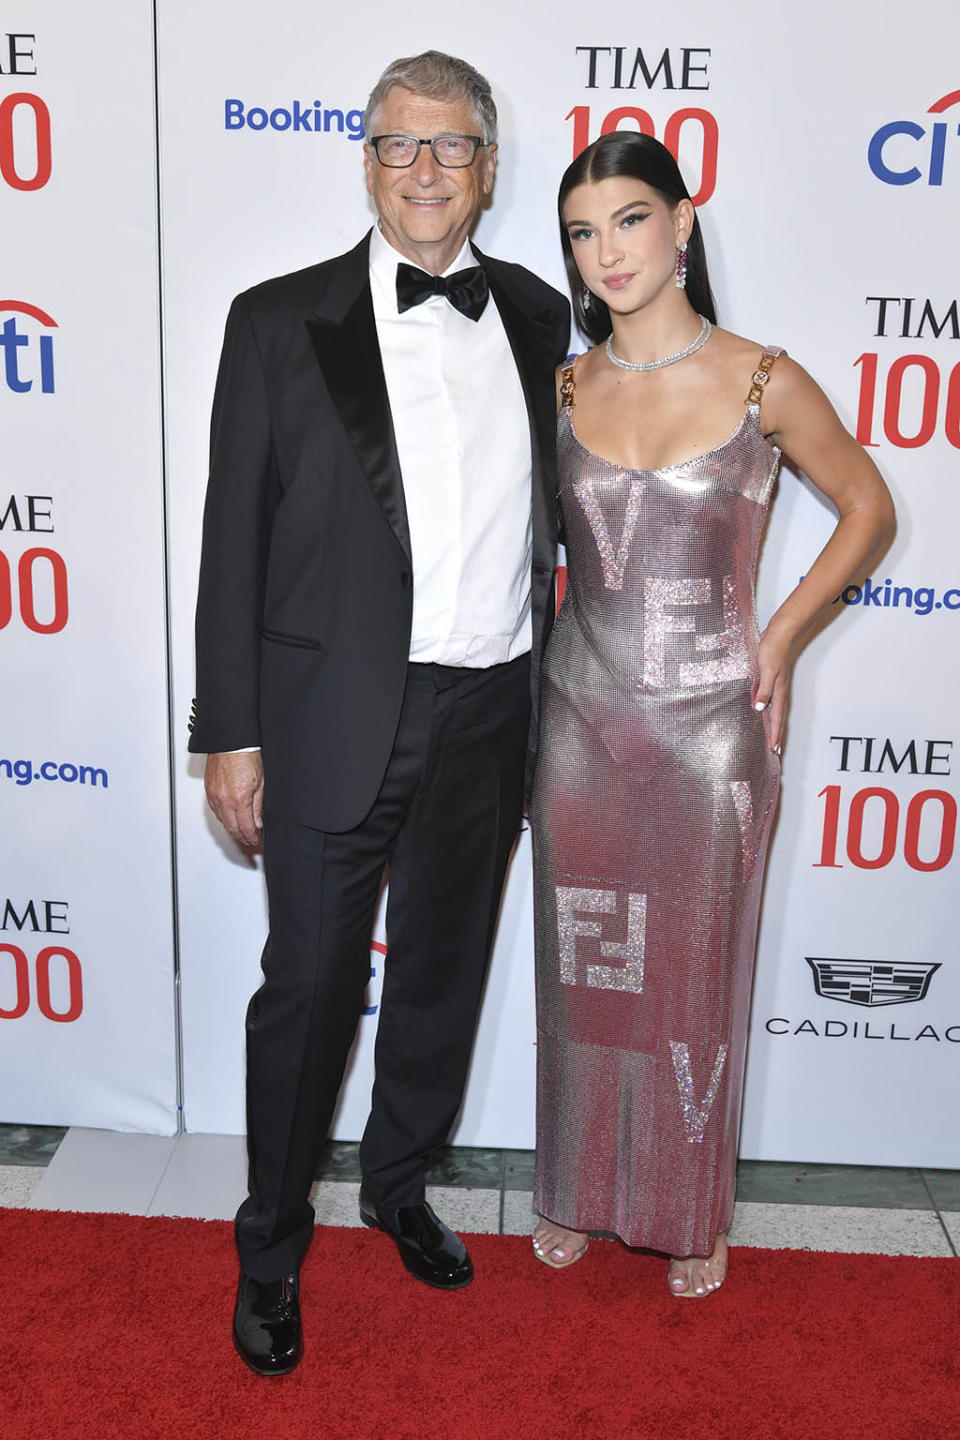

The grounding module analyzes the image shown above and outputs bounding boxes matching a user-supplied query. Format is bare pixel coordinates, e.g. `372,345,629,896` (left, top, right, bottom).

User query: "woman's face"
562,175,692,315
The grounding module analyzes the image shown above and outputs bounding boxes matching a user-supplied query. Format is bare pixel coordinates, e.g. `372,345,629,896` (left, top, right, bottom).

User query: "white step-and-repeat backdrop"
1,3,177,1130
4,0,958,1165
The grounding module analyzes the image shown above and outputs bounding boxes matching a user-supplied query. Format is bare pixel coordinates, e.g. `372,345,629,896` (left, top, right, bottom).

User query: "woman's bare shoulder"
708,326,777,363
712,333,836,438
709,327,813,406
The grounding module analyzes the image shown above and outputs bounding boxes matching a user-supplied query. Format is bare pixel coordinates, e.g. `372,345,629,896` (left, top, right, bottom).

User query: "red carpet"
2,1209,957,1440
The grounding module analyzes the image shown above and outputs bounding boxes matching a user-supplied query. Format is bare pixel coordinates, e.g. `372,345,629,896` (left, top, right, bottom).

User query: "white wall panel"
1,1,177,1132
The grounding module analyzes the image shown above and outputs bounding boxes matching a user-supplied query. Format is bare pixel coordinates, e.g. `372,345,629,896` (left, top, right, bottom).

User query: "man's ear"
482,143,498,196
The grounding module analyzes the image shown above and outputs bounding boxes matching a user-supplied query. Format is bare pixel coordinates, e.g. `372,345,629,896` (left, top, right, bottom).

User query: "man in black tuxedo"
189,50,569,1375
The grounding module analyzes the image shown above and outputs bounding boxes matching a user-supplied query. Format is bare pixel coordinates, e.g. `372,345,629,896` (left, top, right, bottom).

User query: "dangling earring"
675,242,688,290
581,282,592,312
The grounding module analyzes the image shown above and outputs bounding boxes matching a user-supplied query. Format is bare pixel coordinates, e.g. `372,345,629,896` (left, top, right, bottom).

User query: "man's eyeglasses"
370,134,489,168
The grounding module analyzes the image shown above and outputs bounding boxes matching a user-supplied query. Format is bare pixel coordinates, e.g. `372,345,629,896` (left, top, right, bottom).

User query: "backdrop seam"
151,0,186,1136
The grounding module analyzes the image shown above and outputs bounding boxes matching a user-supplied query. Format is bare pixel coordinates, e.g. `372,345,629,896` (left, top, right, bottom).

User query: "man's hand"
205,751,264,846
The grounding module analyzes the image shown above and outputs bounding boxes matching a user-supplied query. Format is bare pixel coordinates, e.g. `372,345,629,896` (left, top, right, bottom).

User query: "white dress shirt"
369,225,533,666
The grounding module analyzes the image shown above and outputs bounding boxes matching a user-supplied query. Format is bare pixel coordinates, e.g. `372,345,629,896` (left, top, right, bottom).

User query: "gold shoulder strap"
745,350,780,406
560,362,576,408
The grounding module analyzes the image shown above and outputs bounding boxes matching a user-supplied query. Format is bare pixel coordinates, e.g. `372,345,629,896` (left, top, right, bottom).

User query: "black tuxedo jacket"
189,231,570,832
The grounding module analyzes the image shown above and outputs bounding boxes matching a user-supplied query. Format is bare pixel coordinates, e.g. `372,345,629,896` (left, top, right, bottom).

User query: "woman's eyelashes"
568,210,651,243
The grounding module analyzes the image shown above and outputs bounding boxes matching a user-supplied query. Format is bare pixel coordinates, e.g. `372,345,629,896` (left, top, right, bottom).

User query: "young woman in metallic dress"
530,132,894,1297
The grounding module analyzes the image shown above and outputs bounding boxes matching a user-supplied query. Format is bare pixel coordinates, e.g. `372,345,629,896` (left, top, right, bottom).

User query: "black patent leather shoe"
359,1194,473,1289
232,1270,303,1376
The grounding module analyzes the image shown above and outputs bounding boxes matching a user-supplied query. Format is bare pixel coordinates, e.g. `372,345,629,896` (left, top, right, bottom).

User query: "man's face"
364,86,497,274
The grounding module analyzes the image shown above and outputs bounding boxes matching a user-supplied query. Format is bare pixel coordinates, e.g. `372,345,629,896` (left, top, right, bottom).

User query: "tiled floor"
1,1124,957,1257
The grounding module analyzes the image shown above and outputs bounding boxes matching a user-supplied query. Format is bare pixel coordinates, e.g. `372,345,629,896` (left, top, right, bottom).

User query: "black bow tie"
395,262,489,322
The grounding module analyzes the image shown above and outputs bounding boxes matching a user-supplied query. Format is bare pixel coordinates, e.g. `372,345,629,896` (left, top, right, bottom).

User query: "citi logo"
0,300,56,393
806,957,940,1008
868,89,960,186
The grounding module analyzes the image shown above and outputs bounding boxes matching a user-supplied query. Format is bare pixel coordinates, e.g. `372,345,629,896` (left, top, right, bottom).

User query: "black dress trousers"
236,653,531,1282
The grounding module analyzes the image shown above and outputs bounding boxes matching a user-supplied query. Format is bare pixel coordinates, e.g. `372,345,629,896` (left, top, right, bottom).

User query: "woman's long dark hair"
559,131,717,345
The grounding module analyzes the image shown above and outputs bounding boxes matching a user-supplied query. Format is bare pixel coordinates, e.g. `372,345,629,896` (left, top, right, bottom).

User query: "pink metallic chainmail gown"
532,351,783,1257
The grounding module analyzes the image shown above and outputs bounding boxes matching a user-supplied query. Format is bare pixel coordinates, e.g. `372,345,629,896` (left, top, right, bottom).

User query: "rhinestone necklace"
604,315,712,372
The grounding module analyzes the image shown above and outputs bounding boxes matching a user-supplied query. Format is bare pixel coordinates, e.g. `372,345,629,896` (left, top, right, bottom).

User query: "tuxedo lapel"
305,235,411,561
479,253,559,554
476,252,565,782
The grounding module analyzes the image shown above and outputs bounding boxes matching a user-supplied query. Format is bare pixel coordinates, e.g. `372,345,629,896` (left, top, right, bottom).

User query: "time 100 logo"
566,105,717,206
815,786,956,873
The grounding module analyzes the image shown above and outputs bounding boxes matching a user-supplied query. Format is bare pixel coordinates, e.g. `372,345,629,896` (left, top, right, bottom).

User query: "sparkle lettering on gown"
532,352,783,1258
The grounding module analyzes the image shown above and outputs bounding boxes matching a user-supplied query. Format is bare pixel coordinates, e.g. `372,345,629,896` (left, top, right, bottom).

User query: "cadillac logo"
806,957,940,1008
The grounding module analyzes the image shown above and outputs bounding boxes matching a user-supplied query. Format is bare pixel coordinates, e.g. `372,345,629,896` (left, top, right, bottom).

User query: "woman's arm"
754,357,896,748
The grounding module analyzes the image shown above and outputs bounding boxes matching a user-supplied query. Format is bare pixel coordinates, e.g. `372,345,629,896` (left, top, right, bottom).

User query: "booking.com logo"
868,88,960,185
224,99,364,140
0,757,108,787
804,576,960,616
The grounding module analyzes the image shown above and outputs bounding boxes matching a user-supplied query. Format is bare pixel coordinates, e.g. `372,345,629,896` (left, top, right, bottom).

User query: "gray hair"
363,51,498,144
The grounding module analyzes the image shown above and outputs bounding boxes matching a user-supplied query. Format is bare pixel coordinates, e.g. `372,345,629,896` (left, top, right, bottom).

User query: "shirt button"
400,571,411,588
